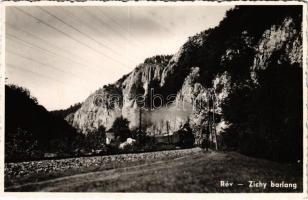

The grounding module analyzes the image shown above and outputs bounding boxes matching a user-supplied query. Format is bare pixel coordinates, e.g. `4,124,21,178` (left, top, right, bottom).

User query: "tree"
5,128,41,162
222,61,302,162
5,84,81,161
112,117,130,142
84,126,106,152
177,121,195,148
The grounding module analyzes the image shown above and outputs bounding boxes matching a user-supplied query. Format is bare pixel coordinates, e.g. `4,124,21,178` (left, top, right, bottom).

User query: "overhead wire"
14,7,130,69
7,50,78,76
96,6,152,53
6,32,110,76
58,6,140,64
6,23,118,73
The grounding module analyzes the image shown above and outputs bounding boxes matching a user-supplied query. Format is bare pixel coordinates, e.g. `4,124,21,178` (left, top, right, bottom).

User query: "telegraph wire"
6,63,94,92
7,50,77,76
81,7,129,42
79,7,138,56
6,23,119,73
58,6,140,64
96,6,152,53
6,32,109,75
7,51,97,87
39,6,137,65
6,63,67,84
14,7,130,69
81,7,155,56
7,50,113,86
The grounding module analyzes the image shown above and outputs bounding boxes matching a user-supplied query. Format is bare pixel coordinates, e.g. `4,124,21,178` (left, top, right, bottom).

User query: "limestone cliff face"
67,56,171,133
251,17,302,81
66,6,302,140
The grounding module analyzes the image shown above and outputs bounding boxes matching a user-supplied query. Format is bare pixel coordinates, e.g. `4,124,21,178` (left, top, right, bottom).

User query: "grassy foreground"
5,148,302,192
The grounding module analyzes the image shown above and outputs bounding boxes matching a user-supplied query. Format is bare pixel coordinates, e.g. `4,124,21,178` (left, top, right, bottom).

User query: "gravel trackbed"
5,148,302,192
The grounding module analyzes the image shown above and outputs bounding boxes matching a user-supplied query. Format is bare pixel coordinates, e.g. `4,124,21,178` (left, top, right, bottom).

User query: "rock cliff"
66,6,302,145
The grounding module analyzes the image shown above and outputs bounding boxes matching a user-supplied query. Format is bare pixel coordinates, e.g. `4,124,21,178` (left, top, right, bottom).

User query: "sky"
5,5,233,111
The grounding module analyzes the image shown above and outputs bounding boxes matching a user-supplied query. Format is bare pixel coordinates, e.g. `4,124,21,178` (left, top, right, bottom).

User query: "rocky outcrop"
68,55,171,133
67,6,302,143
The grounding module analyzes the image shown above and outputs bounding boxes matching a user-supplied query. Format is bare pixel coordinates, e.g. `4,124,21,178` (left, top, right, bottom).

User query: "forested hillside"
5,85,81,161
67,6,302,162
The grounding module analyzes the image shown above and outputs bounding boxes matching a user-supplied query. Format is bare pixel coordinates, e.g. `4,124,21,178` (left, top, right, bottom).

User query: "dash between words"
220,180,298,190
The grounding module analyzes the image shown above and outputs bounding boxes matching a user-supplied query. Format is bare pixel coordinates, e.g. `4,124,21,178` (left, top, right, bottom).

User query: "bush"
5,128,43,162
112,117,131,143
176,122,195,148
83,126,106,153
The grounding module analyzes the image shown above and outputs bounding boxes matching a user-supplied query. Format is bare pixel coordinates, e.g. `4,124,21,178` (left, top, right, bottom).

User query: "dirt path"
6,151,302,192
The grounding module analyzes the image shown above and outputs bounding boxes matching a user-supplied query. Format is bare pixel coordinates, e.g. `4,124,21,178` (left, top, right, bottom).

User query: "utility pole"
139,108,142,133
207,92,212,146
166,121,170,144
212,90,218,151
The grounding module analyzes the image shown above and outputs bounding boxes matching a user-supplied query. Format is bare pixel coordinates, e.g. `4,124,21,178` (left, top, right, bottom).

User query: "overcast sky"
5,5,232,111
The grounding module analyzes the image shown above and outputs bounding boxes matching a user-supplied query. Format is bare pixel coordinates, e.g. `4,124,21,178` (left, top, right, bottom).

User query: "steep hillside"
5,85,80,162
51,103,82,119
67,6,302,162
